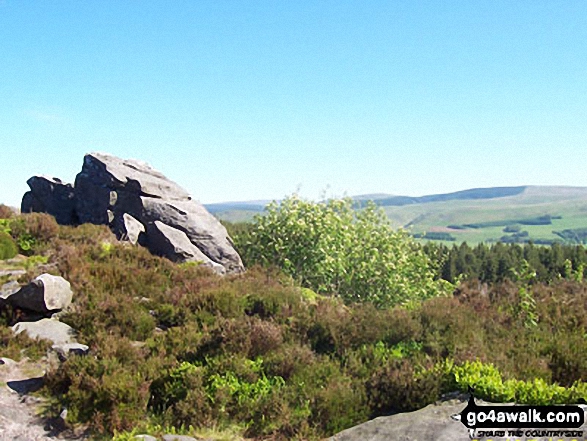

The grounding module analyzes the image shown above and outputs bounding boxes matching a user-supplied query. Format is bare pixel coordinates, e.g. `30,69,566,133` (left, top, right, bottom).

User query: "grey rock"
5,274,72,313
80,153,191,200
118,213,145,245
52,343,89,361
330,401,473,441
141,198,239,273
23,152,244,273
148,221,225,274
74,170,113,225
133,436,158,441
12,318,75,345
21,176,76,224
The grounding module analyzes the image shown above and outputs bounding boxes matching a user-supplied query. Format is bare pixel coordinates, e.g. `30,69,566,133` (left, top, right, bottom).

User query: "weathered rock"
21,176,76,224
141,197,240,273
148,221,225,274
330,400,471,441
118,213,145,245
5,274,72,313
51,343,89,361
22,152,244,274
12,318,75,345
330,399,587,441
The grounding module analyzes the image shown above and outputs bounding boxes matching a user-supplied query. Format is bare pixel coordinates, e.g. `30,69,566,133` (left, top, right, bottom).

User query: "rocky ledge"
21,153,244,275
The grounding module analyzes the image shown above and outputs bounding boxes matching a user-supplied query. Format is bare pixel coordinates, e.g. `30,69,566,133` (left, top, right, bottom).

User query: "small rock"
0,269,26,279
52,343,89,361
119,213,145,245
5,274,73,314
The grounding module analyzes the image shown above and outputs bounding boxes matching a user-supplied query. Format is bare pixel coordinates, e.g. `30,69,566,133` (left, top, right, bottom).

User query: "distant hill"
205,200,271,217
207,186,587,245
354,186,527,207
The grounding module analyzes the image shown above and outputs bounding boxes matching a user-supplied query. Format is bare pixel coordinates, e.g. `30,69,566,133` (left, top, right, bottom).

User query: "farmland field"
208,186,587,244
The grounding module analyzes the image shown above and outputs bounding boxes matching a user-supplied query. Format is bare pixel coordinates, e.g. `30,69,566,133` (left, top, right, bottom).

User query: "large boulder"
4,274,73,314
21,152,245,274
21,176,77,225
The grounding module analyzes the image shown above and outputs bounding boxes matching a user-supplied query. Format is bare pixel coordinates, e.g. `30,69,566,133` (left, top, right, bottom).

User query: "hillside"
207,186,587,244
3,204,587,440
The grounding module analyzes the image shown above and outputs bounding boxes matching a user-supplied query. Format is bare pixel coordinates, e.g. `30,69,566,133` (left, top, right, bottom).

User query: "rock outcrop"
21,152,244,274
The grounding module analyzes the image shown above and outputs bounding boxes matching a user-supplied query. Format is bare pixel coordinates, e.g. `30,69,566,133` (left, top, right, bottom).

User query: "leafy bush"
238,195,451,307
444,359,587,405
0,231,18,260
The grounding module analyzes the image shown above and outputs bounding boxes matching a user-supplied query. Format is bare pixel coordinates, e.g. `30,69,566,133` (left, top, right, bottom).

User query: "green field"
208,186,587,245
385,187,587,244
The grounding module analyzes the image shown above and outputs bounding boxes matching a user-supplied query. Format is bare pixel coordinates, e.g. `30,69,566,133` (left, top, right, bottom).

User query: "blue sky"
1,1,586,207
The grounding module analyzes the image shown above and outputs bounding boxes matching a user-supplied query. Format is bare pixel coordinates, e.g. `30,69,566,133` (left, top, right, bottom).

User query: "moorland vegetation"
1,196,587,440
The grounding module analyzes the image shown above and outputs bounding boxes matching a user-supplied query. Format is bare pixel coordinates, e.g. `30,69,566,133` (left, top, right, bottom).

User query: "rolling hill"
206,186,587,244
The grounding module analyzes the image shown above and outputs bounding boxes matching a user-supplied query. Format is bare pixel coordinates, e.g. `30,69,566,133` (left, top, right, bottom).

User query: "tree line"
423,241,587,284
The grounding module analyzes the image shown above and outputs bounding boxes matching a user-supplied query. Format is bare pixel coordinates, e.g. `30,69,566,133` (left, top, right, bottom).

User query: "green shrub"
444,359,587,405
263,343,316,380
452,360,516,402
238,195,452,307
0,231,18,260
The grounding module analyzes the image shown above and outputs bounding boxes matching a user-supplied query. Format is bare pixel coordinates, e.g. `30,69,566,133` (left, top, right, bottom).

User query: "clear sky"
1,1,586,208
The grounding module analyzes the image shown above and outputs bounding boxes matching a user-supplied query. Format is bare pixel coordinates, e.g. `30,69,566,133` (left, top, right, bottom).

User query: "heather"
1,203,587,440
